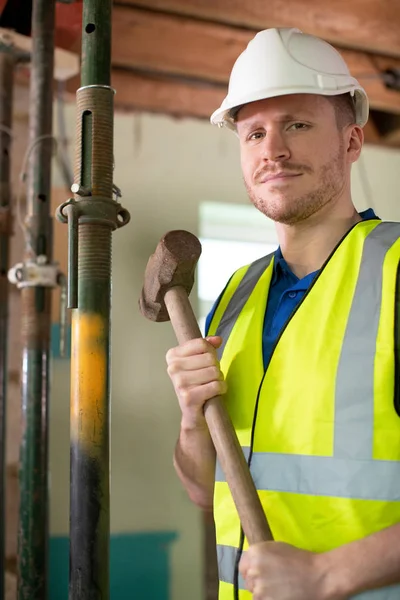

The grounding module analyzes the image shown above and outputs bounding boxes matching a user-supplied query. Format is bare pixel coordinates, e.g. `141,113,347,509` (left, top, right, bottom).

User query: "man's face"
237,94,351,225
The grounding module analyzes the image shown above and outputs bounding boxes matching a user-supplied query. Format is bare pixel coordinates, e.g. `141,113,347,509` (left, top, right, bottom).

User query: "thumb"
205,335,223,349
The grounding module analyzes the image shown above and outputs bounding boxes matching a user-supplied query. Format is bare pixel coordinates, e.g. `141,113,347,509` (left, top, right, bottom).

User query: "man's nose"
260,131,291,162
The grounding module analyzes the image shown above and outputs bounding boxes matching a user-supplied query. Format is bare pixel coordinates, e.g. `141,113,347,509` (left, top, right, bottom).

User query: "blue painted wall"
51,323,71,359
50,532,177,599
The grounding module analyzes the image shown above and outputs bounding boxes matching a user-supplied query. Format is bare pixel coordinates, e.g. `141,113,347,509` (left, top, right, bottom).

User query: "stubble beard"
244,142,346,226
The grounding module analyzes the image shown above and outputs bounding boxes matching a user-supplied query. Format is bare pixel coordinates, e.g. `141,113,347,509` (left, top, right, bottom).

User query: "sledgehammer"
139,230,273,544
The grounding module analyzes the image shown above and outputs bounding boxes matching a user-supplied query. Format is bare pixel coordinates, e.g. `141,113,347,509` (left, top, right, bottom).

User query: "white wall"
47,104,400,600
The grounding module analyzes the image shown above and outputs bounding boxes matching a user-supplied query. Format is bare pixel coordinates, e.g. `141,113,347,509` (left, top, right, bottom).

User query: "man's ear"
347,125,364,164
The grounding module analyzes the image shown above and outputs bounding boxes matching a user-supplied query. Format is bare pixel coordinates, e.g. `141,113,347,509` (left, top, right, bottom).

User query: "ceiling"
4,0,400,148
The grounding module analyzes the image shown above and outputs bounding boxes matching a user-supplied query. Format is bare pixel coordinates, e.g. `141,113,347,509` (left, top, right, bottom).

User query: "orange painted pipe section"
70,311,108,454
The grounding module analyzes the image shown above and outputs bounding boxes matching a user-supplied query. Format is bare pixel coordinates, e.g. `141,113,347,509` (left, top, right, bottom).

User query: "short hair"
326,93,357,129
230,92,357,129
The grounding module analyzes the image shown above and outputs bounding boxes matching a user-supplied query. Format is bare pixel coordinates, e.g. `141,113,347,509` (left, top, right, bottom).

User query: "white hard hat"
210,28,369,129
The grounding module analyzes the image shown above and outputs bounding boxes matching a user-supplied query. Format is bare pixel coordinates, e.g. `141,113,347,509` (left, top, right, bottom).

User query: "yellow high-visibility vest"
208,220,400,600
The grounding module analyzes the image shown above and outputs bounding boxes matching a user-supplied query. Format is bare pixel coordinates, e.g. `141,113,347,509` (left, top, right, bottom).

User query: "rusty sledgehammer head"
139,230,202,322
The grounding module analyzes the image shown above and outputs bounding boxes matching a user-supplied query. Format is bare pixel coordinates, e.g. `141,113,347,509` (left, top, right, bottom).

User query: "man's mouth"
259,173,302,184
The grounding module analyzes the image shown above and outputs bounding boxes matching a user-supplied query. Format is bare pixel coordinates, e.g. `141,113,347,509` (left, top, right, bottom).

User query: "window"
198,202,278,333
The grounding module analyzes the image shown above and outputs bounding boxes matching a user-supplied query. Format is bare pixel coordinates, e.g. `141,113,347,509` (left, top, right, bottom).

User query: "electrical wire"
16,134,57,258
9,81,74,261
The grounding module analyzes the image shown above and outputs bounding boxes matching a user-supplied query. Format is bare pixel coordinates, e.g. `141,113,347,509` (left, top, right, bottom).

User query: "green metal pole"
17,0,55,597
69,2,112,594
56,0,128,598
0,50,14,600
81,0,111,86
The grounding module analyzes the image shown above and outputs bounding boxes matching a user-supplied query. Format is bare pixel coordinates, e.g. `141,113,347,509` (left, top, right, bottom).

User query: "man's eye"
289,123,308,131
249,131,265,141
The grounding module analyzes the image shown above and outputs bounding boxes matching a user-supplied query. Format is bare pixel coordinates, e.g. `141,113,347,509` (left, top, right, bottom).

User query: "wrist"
180,413,208,432
313,550,350,600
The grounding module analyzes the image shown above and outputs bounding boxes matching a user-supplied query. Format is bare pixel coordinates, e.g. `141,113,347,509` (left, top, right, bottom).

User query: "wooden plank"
111,7,400,117
339,51,400,116
121,0,400,58
113,70,389,147
112,70,394,147
57,67,388,146
63,69,224,118
112,6,249,83
111,69,225,119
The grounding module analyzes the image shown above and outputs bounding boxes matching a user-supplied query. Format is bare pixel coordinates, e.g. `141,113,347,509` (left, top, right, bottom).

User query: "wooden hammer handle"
165,285,273,545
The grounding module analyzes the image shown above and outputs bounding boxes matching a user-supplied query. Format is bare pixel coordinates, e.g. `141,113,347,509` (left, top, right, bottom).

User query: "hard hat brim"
211,87,369,129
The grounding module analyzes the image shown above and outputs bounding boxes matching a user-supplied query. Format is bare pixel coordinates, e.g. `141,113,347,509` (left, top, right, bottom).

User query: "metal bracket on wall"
8,256,59,289
8,258,68,357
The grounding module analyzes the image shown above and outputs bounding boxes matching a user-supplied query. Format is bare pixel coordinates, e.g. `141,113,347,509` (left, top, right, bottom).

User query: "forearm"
320,523,400,599
173,422,216,511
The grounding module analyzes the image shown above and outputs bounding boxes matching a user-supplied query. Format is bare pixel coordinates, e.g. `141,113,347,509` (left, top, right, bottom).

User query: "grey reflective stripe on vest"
217,544,246,591
217,543,400,598
335,222,400,459
215,252,274,361
216,451,400,500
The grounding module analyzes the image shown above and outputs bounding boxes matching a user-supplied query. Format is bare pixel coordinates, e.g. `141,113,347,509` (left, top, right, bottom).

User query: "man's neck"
276,202,362,279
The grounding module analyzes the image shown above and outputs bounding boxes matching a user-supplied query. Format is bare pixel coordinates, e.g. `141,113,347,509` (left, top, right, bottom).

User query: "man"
166,28,400,599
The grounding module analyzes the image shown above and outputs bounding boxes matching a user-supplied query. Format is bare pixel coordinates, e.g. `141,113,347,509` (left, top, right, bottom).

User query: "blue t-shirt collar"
272,208,378,284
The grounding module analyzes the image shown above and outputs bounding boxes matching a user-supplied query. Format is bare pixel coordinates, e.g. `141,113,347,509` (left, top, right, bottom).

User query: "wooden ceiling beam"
111,6,400,117
111,5,246,84
64,69,225,119
112,70,399,149
120,0,400,58
111,69,225,119
59,69,399,149
106,70,395,148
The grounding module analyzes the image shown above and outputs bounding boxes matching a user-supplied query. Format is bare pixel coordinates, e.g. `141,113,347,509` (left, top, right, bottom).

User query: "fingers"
171,364,225,388
167,351,218,374
166,337,227,428
240,556,256,594
166,338,224,382
205,335,223,349
178,379,228,405
166,337,222,361
240,553,261,596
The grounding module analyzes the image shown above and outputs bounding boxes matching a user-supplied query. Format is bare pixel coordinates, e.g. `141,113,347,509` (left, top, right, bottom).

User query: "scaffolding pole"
56,0,130,597
0,49,14,600
11,0,56,597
